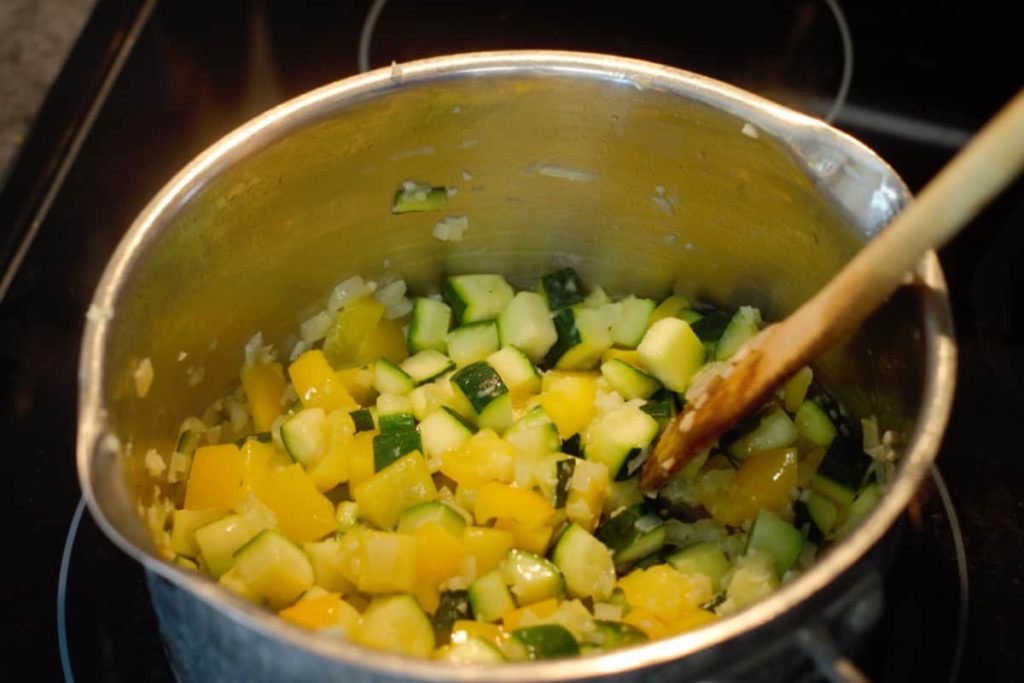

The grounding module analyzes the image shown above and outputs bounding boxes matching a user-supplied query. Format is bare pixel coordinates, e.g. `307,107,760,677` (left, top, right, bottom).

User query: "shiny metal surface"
77,51,955,680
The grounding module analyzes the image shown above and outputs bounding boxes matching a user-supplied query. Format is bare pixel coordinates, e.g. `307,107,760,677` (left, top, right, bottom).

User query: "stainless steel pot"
77,51,955,682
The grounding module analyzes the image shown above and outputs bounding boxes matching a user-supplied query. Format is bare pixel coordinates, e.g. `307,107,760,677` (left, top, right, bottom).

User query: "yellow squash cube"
303,537,357,594
255,464,336,542
233,529,314,609
343,528,417,594
353,452,437,530
289,349,358,413
184,444,247,511
240,362,287,432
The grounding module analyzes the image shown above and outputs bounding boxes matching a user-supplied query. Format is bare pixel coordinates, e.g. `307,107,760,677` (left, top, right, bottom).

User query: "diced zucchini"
591,621,647,650
373,412,422,471
540,268,585,310
637,317,705,392
836,483,882,536
555,458,575,508
450,361,512,431
793,490,838,544
666,542,731,592
504,406,561,459
443,274,514,325
438,636,506,663
551,523,616,600
584,405,659,479
335,501,360,533
497,291,558,363
280,408,327,467
600,359,661,400
545,306,613,370
353,452,437,529
432,589,472,632
400,349,455,386
171,509,225,559
610,296,656,348
795,399,837,448
715,305,762,361
812,435,872,506
468,569,516,623
727,407,798,458
349,408,375,432
746,509,804,575
487,346,542,395
194,513,256,578
603,478,643,515
561,433,582,457
419,406,475,463
446,321,500,367
358,594,436,658
640,389,678,426
374,358,415,395
376,392,413,416
688,309,732,342
391,182,447,214
408,298,452,353
397,500,467,535
500,549,565,605
233,529,314,609
595,504,666,571
507,624,580,660
175,429,202,456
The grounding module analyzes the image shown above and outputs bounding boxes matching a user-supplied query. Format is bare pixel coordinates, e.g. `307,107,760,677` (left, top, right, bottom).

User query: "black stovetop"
3,1,1021,680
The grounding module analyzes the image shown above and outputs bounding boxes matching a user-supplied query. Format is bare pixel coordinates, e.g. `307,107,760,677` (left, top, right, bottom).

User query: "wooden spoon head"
640,327,790,492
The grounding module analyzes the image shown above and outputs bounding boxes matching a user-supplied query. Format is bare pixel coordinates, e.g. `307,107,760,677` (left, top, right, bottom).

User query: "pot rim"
77,49,956,680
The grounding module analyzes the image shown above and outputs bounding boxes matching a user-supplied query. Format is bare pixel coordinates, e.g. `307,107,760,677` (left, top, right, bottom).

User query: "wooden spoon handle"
641,89,1024,492
783,88,1024,365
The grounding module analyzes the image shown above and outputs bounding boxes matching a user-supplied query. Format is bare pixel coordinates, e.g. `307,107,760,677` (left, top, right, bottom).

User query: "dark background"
2,1,1021,679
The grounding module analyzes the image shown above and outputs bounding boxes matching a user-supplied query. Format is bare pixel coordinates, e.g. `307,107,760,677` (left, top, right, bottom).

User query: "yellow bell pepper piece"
359,316,409,366
648,294,690,325
493,518,553,556
601,348,643,368
537,371,597,438
474,481,555,528
279,592,360,635
323,296,386,368
184,444,247,511
440,429,515,487
336,365,375,405
255,463,336,542
617,564,713,622
414,522,466,613
239,439,277,492
346,430,377,488
451,620,503,646
289,349,357,412
306,410,356,492
240,362,287,432
353,452,437,530
665,607,717,634
462,526,515,576
622,607,669,640
703,447,798,527
501,597,560,631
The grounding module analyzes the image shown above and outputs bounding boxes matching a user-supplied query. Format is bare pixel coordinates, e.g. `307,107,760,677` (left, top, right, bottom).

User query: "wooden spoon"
640,90,1024,493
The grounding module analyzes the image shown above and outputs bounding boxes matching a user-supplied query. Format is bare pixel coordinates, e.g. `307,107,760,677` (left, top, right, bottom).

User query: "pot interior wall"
95,71,925,549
